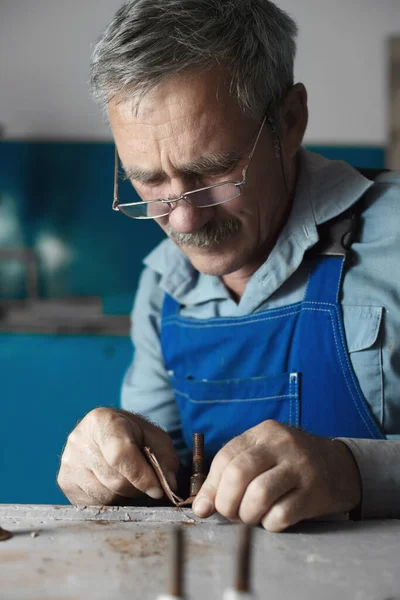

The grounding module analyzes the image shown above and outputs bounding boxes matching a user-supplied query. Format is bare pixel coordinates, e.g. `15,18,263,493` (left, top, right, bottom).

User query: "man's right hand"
57,407,179,506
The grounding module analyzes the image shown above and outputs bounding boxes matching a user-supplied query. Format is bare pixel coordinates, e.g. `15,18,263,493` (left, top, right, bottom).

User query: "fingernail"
146,487,163,500
167,471,177,490
193,495,213,518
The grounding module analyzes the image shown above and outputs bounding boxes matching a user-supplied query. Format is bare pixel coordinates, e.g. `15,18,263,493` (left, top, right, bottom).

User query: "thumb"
141,424,180,491
193,450,231,518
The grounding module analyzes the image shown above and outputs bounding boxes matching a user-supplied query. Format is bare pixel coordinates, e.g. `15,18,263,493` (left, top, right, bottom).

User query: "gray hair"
90,0,298,119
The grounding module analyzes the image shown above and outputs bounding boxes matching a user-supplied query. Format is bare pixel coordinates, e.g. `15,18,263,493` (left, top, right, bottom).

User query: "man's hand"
192,420,361,532
57,408,179,506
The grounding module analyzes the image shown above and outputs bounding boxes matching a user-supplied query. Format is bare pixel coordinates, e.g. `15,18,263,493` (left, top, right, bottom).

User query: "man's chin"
178,243,246,277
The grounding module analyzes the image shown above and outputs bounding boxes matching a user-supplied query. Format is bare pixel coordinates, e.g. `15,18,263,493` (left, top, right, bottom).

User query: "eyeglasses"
112,115,266,220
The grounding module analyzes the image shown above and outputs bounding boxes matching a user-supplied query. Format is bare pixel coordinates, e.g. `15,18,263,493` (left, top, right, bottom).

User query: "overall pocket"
169,371,300,458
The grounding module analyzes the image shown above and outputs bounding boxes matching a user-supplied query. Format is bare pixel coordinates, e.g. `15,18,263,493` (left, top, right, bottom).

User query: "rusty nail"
168,526,184,598
190,432,206,497
235,525,253,593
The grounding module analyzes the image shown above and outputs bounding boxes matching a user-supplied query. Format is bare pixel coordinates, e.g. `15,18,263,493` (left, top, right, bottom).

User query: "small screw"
235,525,253,593
190,432,206,497
168,526,184,598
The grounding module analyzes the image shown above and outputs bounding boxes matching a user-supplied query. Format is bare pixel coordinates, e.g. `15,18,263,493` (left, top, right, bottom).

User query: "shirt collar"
144,237,231,304
144,148,374,306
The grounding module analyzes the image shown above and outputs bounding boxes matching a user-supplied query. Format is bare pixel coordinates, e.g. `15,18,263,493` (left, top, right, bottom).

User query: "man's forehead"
110,99,235,143
108,69,247,142
108,71,255,176
110,112,248,183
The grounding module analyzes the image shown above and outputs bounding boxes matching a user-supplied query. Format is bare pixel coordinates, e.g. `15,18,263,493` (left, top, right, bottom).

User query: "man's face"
108,70,304,277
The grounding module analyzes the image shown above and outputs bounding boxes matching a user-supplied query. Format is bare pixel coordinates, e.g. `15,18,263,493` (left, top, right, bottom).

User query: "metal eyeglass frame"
112,114,267,220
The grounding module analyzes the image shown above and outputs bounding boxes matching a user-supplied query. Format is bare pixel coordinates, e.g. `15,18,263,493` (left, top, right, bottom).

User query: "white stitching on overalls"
173,389,295,404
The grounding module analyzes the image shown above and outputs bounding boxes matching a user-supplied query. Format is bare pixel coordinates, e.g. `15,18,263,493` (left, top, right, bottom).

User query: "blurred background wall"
0,0,399,504
2,0,399,143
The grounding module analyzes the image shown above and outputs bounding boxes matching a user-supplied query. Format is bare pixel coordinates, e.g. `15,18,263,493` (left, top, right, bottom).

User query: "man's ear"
279,83,308,159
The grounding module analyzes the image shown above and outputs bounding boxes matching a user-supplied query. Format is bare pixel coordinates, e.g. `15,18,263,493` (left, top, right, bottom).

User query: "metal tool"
156,526,185,600
223,525,254,599
190,432,206,497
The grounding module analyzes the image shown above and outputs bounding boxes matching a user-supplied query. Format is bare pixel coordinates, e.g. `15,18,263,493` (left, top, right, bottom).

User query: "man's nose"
167,197,215,233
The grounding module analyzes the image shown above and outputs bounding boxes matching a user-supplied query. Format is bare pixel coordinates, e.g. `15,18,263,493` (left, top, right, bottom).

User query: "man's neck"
221,251,273,302
222,161,299,301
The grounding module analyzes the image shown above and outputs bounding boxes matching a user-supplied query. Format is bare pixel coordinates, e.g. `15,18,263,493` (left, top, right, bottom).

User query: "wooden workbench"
0,505,399,599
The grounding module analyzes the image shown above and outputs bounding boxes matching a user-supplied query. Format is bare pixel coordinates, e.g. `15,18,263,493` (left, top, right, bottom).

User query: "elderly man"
58,0,400,531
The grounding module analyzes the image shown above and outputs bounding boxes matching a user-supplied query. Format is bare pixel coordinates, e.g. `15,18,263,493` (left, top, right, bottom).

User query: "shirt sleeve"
338,438,400,519
340,173,400,519
120,266,189,460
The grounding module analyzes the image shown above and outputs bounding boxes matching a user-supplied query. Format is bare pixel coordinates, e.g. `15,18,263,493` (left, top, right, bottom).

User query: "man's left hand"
192,420,361,532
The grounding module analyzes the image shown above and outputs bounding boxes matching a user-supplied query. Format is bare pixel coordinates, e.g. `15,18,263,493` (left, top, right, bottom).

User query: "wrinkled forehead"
108,70,252,165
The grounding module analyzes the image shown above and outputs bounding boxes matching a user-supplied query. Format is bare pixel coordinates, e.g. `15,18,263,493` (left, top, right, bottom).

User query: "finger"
238,465,295,525
78,468,122,505
100,428,165,499
88,411,160,497
261,488,305,532
214,447,276,519
89,451,140,498
142,426,180,490
193,428,273,519
58,471,92,505
193,445,236,518
63,484,94,506
61,428,141,500
119,411,180,487
58,467,116,506
98,413,180,497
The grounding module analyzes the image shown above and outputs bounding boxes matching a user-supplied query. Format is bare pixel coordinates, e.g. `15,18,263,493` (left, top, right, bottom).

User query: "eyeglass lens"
119,182,241,219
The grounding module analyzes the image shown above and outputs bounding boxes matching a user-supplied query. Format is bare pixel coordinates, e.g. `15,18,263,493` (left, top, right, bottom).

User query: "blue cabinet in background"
1,332,133,505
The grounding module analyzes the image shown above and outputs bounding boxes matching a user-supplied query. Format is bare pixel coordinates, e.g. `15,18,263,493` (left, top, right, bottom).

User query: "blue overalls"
160,208,386,460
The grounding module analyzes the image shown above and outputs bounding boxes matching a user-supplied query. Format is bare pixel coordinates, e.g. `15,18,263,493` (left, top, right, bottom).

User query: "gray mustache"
165,218,241,248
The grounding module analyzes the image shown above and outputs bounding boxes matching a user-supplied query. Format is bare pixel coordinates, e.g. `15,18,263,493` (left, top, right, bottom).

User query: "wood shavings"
0,526,13,541
143,447,194,507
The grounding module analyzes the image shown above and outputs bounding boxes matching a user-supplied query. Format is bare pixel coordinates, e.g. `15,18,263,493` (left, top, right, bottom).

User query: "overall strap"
161,292,181,321
305,167,388,304
304,256,345,304
304,203,359,303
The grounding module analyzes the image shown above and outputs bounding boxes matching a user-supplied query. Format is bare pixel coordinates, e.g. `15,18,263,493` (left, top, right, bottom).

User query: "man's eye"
141,180,161,188
202,165,236,181
134,179,163,189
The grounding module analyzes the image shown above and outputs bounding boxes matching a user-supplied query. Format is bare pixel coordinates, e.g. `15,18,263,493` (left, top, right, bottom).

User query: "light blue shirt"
122,148,400,518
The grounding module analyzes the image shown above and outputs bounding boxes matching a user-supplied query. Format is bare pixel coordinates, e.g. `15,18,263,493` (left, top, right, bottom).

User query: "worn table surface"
0,505,399,600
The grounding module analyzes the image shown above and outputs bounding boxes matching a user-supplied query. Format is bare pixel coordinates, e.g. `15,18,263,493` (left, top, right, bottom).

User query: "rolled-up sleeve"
120,267,188,458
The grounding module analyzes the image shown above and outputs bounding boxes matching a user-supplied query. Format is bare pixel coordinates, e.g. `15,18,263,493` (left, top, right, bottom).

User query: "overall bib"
160,207,386,460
